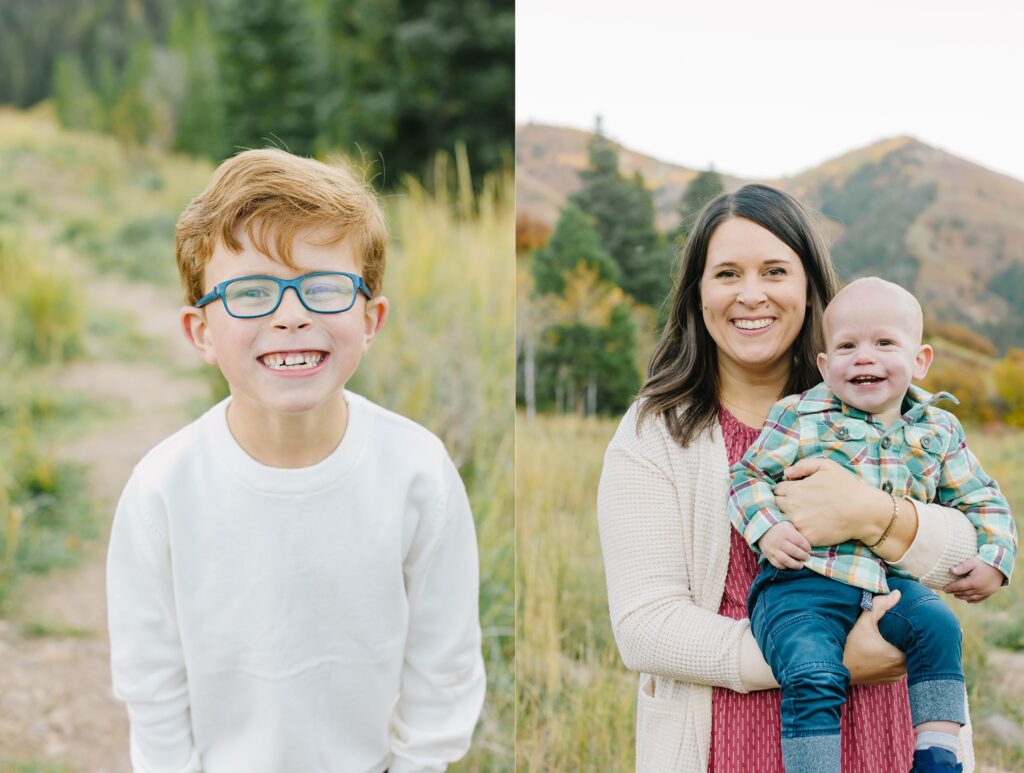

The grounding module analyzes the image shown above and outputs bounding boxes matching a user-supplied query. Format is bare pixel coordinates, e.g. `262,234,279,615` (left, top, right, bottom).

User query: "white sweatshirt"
107,393,485,773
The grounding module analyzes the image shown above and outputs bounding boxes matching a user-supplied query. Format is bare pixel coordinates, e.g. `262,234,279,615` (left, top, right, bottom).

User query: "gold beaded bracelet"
868,491,899,549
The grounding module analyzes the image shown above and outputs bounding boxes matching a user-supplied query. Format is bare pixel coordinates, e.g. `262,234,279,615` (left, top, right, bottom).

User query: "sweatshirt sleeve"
107,471,201,773
389,454,486,773
597,418,771,695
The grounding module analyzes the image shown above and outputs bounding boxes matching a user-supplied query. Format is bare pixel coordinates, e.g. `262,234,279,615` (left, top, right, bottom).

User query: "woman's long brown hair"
637,184,841,447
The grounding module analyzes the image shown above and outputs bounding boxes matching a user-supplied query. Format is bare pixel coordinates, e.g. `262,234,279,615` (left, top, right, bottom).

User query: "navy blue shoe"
911,746,963,773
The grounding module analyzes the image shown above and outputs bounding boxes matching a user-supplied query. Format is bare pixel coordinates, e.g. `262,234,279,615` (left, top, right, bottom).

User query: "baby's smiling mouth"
258,351,328,370
849,375,884,384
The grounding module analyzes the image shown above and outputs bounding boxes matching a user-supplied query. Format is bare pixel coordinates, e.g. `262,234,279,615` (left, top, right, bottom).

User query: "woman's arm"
597,422,761,694
774,458,977,589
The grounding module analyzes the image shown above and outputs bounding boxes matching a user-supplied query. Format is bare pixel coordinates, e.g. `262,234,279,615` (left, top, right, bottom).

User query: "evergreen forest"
0,0,513,187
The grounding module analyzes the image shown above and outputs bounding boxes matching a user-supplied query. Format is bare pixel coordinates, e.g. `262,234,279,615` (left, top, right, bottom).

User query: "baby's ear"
181,306,218,365
816,352,830,385
912,343,934,381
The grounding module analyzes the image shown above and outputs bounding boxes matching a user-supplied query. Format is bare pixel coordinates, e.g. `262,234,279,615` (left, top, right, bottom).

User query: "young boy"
106,149,485,773
729,277,1017,773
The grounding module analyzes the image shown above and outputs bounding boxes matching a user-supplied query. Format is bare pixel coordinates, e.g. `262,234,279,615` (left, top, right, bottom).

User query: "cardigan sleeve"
889,499,980,590
597,411,773,695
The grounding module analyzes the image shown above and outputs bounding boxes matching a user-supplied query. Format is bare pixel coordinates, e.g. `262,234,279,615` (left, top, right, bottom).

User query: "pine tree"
390,0,513,185
570,119,670,307
531,205,618,296
315,0,400,172
52,54,99,130
672,168,724,245
170,3,225,159
218,0,319,157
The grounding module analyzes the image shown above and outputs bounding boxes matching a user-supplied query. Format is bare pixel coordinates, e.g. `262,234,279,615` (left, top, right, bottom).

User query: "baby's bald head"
823,277,924,346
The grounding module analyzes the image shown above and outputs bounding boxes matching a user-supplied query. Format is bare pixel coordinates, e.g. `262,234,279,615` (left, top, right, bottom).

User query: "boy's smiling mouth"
258,350,329,371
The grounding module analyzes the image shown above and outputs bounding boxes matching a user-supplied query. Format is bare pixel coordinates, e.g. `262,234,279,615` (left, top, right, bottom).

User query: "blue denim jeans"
748,566,965,773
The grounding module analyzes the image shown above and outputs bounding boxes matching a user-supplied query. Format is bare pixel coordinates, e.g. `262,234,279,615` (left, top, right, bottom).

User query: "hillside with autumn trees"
516,122,1024,427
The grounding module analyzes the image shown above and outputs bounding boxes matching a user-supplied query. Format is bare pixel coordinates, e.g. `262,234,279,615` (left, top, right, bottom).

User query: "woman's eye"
765,267,787,277
714,270,737,279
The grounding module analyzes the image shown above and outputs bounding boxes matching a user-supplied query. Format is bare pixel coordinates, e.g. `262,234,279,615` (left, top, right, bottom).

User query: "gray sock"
915,730,959,754
781,734,840,773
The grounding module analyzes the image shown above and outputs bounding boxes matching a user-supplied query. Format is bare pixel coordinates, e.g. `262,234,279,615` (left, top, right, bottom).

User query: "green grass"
0,763,74,773
20,620,94,639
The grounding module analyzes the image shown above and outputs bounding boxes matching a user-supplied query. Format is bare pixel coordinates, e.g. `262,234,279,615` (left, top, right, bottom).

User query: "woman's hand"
844,589,907,685
774,457,890,546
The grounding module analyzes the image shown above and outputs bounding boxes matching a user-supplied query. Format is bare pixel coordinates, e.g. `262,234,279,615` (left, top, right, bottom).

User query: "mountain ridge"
516,123,1024,351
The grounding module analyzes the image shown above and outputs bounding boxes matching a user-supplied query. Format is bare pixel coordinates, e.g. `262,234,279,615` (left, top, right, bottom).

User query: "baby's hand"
943,558,1005,603
757,522,811,570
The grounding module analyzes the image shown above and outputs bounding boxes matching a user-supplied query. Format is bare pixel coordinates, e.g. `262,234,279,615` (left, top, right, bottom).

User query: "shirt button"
881,437,891,449
921,436,931,449
882,481,894,493
837,427,849,439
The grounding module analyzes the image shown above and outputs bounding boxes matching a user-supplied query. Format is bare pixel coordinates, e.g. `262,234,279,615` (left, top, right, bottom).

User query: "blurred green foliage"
1,0,512,188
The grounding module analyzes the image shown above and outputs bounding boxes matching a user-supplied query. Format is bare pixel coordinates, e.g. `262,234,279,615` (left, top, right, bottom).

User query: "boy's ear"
361,295,389,352
912,343,934,381
816,351,830,385
181,306,218,365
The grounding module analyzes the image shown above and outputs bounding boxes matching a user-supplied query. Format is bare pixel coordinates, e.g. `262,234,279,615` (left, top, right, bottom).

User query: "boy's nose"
270,286,313,330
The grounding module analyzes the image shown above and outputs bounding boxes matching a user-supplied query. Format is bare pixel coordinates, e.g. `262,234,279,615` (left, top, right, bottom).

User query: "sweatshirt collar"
202,391,368,493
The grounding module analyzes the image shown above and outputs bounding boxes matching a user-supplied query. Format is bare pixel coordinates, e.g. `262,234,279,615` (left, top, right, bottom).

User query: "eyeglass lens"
224,274,357,317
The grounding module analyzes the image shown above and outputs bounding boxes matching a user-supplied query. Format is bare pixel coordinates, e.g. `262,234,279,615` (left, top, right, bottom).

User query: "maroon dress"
708,407,914,773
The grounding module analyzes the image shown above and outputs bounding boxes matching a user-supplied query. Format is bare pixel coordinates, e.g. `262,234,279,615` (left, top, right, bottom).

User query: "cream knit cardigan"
597,401,978,773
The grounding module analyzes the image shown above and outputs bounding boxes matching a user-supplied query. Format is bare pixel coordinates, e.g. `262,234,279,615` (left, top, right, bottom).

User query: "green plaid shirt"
728,383,1017,594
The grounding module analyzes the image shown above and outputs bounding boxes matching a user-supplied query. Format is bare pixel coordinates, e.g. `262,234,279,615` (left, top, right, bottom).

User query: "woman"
596,184,978,772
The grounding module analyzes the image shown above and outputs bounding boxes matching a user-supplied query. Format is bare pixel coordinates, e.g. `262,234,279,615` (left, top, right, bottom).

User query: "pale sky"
516,0,1024,182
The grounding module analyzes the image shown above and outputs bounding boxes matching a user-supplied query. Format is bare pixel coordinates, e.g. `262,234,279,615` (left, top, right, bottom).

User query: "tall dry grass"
516,413,635,771
516,412,1024,771
352,152,515,770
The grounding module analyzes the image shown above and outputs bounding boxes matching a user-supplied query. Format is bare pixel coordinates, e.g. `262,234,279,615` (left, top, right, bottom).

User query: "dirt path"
0,274,208,771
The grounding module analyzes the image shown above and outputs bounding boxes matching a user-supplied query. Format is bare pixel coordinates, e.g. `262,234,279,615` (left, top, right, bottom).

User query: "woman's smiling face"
699,216,808,378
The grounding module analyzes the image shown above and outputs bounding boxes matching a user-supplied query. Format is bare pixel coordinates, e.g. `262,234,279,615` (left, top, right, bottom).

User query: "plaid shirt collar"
794,382,959,429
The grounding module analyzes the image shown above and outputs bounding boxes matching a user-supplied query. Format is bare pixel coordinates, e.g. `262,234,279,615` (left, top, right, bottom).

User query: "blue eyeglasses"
195,271,372,319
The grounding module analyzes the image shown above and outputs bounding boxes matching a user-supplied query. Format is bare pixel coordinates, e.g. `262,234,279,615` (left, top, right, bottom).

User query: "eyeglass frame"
194,271,373,319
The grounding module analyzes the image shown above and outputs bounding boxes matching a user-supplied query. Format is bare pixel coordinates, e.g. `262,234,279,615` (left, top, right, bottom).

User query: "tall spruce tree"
391,0,513,185
570,119,670,307
218,0,318,157
531,205,618,296
315,0,400,173
672,168,724,245
171,3,225,159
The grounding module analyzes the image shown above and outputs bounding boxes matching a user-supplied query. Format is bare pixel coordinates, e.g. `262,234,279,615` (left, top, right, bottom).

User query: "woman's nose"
736,278,767,306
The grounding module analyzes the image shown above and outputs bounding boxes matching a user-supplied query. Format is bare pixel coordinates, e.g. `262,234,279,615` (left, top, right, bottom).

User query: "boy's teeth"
261,351,324,369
